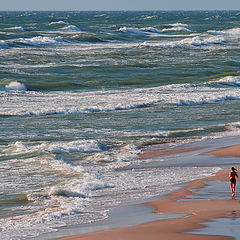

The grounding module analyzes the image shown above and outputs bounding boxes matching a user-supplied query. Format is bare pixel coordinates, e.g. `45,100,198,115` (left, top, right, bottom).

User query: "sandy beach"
57,143,240,240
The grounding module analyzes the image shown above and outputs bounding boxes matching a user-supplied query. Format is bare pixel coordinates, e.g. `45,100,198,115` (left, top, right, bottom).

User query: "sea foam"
61,25,80,31
48,21,69,26
213,76,240,87
177,96,240,106
119,27,148,35
12,140,104,155
5,81,27,91
17,36,58,46
161,26,191,32
208,27,240,37
6,26,24,31
2,81,240,117
169,23,189,27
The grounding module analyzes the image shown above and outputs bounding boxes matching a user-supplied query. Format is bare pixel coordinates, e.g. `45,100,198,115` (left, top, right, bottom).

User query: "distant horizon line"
0,9,239,12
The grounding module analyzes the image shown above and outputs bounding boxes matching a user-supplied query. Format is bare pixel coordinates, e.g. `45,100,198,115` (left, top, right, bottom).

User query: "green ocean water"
0,11,240,239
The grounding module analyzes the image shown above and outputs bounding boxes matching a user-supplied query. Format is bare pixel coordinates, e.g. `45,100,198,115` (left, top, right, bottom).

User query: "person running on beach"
229,167,238,199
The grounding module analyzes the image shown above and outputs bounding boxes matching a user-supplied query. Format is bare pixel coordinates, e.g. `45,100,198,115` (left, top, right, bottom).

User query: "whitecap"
161,26,191,32
141,35,226,48
61,25,80,31
208,27,240,37
142,15,157,20
45,140,104,154
17,36,58,46
10,140,104,155
119,27,148,36
5,81,27,91
6,26,24,31
169,23,189,27
48,21,69,26
175,35,226,47
177,96,240,106
213,76,240,87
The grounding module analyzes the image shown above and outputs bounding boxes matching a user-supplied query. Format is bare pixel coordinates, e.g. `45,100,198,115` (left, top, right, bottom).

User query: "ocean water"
0,11,240,239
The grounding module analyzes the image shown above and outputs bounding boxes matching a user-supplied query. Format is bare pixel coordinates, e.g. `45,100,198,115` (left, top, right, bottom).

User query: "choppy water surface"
0,11,240,239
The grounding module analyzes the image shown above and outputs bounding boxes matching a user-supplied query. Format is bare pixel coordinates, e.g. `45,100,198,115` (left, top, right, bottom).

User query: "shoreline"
55,142,240,240
58,170,237,240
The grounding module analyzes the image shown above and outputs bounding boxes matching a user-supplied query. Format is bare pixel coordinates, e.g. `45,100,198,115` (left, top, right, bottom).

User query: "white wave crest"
208,27,240,37
17,36,58,46
5,81,27,91
177,95,240,106
2,80,240,117
119,27,148,36
48,21,69,26
142,15,157,20
0,40,11,49
213,76,240,87
7,26,24,31
47,173,111,198
141,35,226,48
61,25,80,31
177,36,226,47
2,170,110,239
170,23,189,27
161,26,191,32
12,140,103,154
46,140,104,153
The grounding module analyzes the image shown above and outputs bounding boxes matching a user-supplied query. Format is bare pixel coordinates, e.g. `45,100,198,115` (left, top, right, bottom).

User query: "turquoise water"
0,11,240,239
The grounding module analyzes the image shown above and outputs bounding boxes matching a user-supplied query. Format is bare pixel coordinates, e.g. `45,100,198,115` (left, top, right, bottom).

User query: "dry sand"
57,144,240,240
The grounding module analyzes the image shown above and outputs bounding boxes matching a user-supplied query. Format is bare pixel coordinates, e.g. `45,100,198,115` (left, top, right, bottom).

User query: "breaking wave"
0,40,11,49
6,26,24,31
4,81,27,91
212,76,240,87
177,96,240,106
119,27,148,36
48,21,69,26
61,25,81,31
2,79,240,117
208,27,240,37
169,23,189,27
141,35,226,48
15,36,59,46
12,140,104,154
161,26,191,32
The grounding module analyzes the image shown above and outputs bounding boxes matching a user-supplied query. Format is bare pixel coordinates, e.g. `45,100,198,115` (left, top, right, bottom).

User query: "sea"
0,10,240,239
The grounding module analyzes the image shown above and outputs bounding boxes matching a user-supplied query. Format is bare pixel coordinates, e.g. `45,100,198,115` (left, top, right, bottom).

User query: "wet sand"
201,144,240,157
57,144,240,240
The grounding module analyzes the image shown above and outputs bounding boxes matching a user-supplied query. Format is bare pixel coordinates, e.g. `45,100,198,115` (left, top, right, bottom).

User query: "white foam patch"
161,26,191,32
17,36,58,46
5,81,27,91
177,95,240,106
1,79,240,116
119,27,148,36
6,26,24,31
48,21,69,26
0,168,110,239
169,23,189,27
142,15,157,20
61,25,80,31
208,27,240,37
11,140,103,154
212,76,240,87
140,35,226,48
